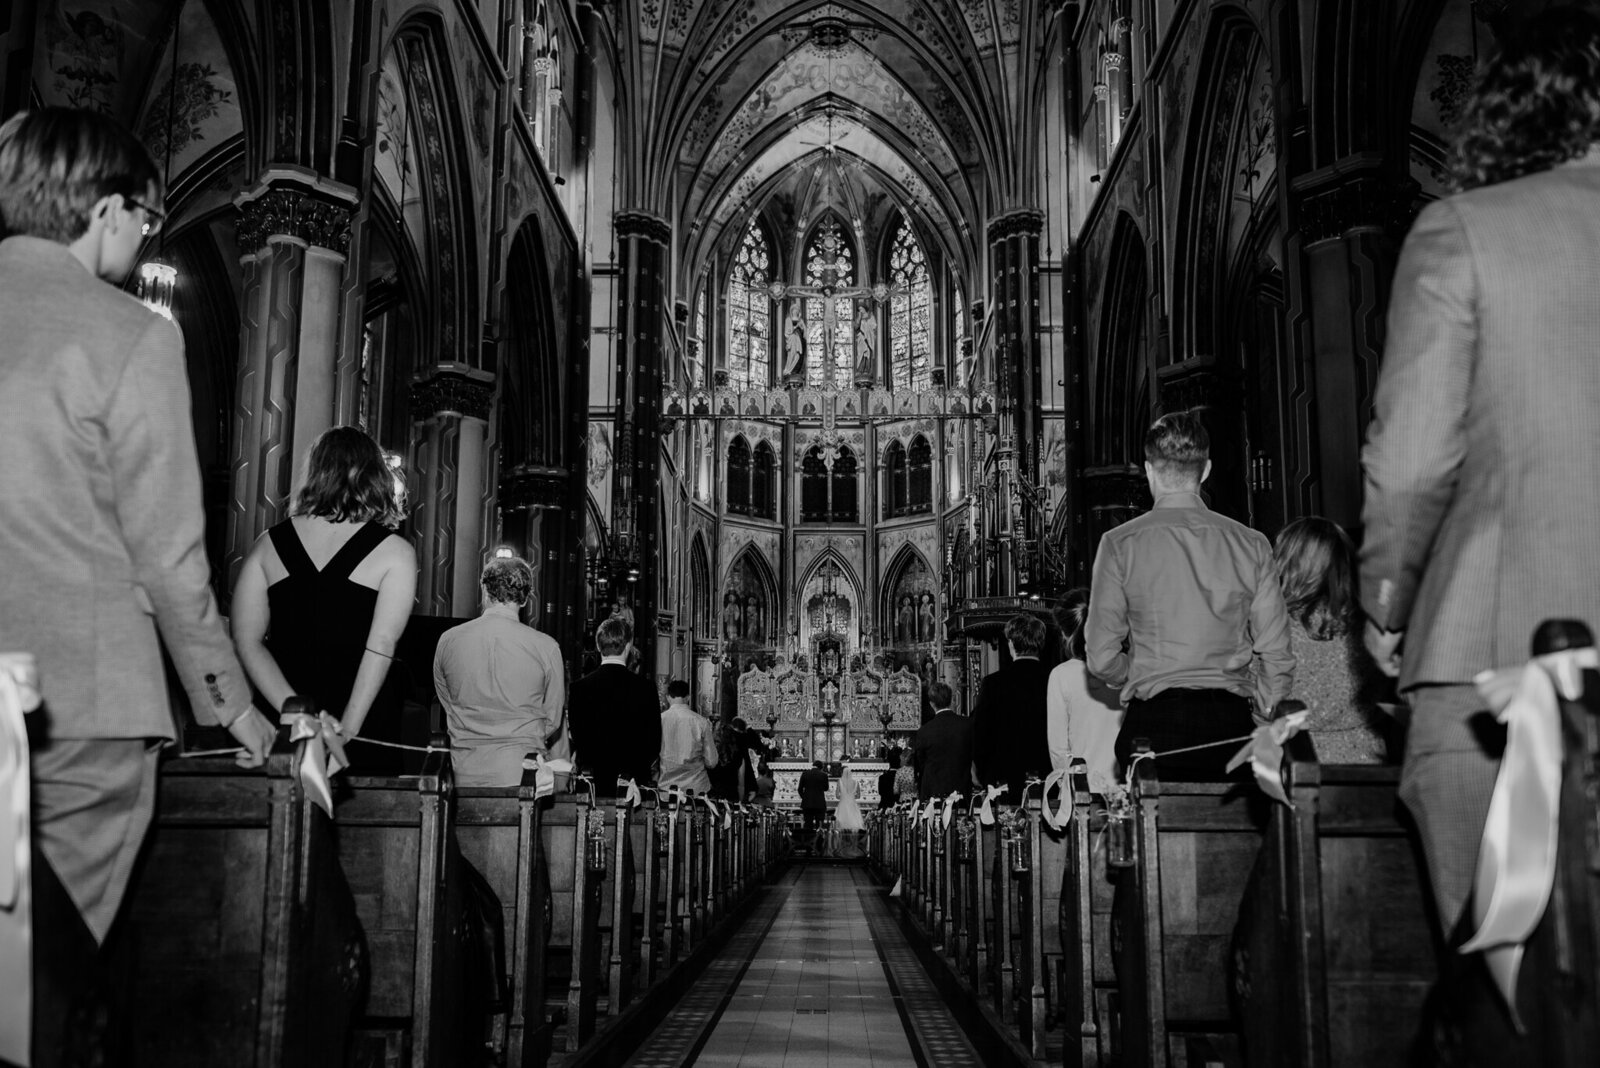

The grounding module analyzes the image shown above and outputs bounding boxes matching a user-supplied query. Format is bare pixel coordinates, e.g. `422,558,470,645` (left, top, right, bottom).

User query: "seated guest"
1087,411,1294,780
433,555,566,787
914,682,974,801
658,679,718,794
568,617,661,797
752,760,777,807
1273,518,1389,763
1047,589,1124,793
877,751,901,810
893,746,918,803
232,426,417,771
972,614,1052,799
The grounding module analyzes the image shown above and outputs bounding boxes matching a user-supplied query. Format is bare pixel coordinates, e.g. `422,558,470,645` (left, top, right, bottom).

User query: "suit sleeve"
1086,535,1129,690
104,316,249,727
1359,199,1477,631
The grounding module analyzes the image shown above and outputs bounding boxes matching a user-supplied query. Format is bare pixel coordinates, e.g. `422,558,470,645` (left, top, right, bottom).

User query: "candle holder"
586,815,609,875
1105,789,1135,868
955,815,977,864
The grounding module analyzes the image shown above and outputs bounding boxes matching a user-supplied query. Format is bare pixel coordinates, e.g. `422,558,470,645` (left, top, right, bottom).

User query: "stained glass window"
803,219,855,389
728,222,771,390
889,219,932,393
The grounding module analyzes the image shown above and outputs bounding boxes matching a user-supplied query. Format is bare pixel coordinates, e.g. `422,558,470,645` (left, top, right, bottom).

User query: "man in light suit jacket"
1360,9,1600,1053
0,108,275,1058
971,614,1053,801
913,682,973,801
567,616,662,798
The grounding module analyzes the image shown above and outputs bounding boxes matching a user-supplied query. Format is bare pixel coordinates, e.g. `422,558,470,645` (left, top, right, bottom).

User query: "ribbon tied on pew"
1039,769,1072,831
978,784,1007,826
942,792,961,830
617,778,643,808
0,652,41,1066
283,709,349,817
1457,646,1595,1030
521,753,575,800
1222,708,1310,808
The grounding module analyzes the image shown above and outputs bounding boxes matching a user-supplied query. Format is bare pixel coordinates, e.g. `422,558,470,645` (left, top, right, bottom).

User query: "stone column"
411,367,495,616
225,169,358,585
986,208,1044,595
498,465,570,631
1288,171,1417,526
612,211,672,674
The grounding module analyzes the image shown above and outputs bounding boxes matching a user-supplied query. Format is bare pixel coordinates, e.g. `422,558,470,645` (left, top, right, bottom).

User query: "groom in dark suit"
913,682,972,800
971,614,1052,801
568,617,661,798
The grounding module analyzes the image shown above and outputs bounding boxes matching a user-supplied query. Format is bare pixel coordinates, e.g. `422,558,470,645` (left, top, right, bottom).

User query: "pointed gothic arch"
1095,213,1152,470
878,545,938,649
690,533,713,636
722,544,780,647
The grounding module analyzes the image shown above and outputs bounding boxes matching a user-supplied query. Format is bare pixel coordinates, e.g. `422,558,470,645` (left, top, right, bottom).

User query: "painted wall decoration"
134,2,241,178
722,550,775,645
793,533,864,586
882,554,937,648
877,524,938,572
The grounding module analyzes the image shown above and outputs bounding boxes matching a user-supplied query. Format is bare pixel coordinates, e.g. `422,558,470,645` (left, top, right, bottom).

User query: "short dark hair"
596,616,632,655
1004,613,1047,657
667,679,690,698
1144,411,1210,484
292,426,405,529
481,556,533,606
927,681,953,709
0,108,161,243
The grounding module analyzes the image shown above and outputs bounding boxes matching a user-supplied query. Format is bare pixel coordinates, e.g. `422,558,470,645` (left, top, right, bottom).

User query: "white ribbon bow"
942,791,962,829
1040,769,1071,830
521,753,575,799
921,798,938,825
0,656,36,1068
618,778,643,808
1224,710,1311,807
1459,647,1594,1029
978,784,1007,826
284,710,349,817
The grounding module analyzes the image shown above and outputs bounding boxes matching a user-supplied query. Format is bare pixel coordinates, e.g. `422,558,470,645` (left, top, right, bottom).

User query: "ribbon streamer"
921,798,938,825
521,753,575,799
1458,647,1595,1029
978,784,1007,826
1040,769,1071,830
0,656,37,1067
618,778,643,808
284,711,349,817
942,791,961,830
1224,710,1311,807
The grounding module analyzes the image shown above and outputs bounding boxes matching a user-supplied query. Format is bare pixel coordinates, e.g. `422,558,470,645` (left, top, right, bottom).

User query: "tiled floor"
624,863,981,1068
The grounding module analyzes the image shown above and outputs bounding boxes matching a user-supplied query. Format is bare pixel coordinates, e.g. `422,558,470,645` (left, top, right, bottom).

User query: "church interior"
3,0,1590,1066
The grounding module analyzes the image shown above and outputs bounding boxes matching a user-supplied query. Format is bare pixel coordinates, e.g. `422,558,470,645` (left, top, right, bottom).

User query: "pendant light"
138,2,183,320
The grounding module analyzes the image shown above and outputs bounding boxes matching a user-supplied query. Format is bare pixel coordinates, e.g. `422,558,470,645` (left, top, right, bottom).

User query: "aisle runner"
623,864,981,1068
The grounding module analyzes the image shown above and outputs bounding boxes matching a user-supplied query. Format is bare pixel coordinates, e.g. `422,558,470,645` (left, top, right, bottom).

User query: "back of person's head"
666,679,690,699
1274,517,1357,641
813,759,823,769
1144,411,1210,487
481,555,533,607
596,616,632,656
1054,587,1091,661
293,426,404,529
0,107,160,243
1004,613,1047,658
732,717,747,731
758,760,771,777
927,681,953,710
887,749,901,769
1450,6,1600,191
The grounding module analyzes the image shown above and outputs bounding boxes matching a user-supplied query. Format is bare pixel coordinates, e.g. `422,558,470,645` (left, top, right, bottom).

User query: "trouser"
1113,688,1255,781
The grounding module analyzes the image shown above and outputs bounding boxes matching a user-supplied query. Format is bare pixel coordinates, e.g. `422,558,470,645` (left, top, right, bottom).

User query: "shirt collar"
933,707,955,715
601,654,629,667
1012,655,1040,662
1152,489,1206,509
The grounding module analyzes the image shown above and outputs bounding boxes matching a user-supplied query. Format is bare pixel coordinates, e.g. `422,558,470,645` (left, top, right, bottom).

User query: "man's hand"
226,705,277,768
1364,620,1404,678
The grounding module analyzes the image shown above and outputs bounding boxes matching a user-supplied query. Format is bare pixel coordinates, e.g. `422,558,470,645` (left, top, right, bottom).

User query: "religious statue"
918,592,936,643
610,594,634,627
745,594,765,643
782,306,805,378
853,305,877,382
897,595,916,646
821,679,840,717
722,592,742,640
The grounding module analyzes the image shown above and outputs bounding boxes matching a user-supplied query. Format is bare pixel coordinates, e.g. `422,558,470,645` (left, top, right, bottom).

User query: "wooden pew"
1060,761,1113,1068
1119,755,1266,1068
336,746,495,1067
127,713,363,1067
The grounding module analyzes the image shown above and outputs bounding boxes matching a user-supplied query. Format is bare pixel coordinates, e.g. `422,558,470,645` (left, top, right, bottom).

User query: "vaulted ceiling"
615,0,1065,288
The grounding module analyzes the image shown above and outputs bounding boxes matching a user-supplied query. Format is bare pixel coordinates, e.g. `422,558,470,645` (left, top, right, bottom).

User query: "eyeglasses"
124,197,166,238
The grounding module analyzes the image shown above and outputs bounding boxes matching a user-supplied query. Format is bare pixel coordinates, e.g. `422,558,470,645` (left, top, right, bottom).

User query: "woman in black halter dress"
231,427,417,772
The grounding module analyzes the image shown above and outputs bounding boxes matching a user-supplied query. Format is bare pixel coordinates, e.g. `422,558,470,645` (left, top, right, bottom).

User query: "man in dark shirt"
797,760,830,852
971,615,1052,800
1086,411,1293,779
567,617,662,797
913,682,974,800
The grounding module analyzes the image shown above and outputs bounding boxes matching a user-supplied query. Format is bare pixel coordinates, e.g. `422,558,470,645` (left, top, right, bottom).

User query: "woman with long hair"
1046,588,1123,792
231,426,417,769
1273,518,1387,763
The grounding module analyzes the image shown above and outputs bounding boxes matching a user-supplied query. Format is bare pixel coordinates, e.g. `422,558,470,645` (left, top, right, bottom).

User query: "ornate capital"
614,210,672,246
236,173,357,255
1103,51,1125,72
985,208,1044,244
532,56,555,76
1110,16,1132,36
1297,173,1421,245
411,368,494,421
1091,81,1110,101
499,464,569,511
549,88,564,108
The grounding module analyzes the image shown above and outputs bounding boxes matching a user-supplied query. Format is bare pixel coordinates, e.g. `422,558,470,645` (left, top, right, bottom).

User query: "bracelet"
365,646,395,660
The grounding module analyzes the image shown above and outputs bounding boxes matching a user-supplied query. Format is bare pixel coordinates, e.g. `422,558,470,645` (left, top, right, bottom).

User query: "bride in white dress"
832,761,866,857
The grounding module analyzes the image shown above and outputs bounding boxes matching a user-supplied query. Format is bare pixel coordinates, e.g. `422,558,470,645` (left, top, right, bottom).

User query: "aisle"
624,863,981,1068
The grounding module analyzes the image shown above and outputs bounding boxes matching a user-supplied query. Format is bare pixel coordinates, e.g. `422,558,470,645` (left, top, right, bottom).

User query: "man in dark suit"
568,617,661,798
913,683,973,800
1360,10,1600,1055
972,614,1052,800
797,760,830,852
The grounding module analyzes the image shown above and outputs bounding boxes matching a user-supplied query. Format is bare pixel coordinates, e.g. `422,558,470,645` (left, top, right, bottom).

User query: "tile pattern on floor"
624,863,981,1068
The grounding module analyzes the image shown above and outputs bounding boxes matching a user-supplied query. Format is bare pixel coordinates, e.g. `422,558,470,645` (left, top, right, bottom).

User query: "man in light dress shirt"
1087,411,1294,780
434,556,566,787
657,680,719,795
